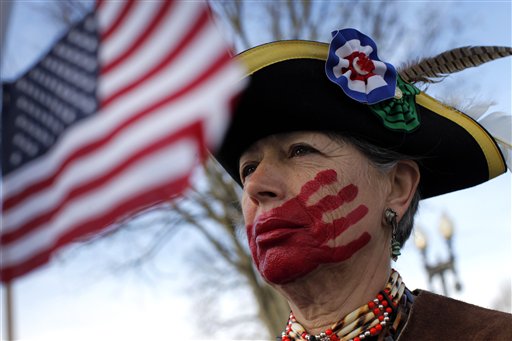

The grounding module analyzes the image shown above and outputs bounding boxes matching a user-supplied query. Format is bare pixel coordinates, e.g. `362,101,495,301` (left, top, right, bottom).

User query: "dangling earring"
385,208,401,261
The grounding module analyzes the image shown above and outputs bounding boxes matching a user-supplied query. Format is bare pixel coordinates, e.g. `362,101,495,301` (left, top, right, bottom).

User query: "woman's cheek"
241,194,255,224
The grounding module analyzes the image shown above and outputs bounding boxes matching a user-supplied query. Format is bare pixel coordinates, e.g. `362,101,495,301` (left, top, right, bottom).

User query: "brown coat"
398,290,512,340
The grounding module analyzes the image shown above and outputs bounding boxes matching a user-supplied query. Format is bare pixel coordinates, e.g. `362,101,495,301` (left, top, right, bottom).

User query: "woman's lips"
255,219,304,244
253,199,312,245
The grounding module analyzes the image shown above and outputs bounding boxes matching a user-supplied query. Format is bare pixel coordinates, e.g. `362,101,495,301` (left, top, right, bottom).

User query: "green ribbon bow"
370,76,421,132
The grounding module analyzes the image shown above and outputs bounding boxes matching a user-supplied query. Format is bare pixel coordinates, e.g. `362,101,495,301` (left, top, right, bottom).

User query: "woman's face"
239,132,391,285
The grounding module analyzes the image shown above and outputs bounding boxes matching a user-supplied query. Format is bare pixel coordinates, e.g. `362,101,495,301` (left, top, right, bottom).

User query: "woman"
216,29,512,340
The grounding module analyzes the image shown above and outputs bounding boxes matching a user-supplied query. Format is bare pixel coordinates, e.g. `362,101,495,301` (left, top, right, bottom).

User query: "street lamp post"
414,213,462,296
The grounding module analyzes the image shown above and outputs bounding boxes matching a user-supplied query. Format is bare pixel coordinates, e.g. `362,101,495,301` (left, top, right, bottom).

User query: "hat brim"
216,41,506,199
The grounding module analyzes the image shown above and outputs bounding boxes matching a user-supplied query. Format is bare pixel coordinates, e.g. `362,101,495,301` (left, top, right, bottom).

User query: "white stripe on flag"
3,138,199,265
99,14,223,103
99,2,161,63
96,0,124,36
3,62,240,231
99,2,201,95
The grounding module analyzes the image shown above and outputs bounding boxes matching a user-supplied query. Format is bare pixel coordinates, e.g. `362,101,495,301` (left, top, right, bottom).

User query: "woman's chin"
256,247,319,285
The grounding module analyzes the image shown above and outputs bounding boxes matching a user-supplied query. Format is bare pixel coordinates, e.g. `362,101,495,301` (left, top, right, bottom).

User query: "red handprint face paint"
246,169,370,284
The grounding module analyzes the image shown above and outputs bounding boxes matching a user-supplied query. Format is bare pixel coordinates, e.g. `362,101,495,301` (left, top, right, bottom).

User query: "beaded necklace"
281,270,408,341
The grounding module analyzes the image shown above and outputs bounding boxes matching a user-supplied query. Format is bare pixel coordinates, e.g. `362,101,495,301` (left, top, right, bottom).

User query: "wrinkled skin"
247,169,370,284
240,132,390,284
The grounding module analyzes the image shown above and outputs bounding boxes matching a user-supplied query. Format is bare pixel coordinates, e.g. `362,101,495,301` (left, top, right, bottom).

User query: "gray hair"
327,133,421,247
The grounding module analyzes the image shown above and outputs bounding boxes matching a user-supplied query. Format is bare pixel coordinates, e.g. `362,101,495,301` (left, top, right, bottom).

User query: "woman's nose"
243,161,286,206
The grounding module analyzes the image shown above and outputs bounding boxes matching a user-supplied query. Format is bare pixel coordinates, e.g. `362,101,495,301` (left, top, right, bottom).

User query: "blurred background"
1,1,511,340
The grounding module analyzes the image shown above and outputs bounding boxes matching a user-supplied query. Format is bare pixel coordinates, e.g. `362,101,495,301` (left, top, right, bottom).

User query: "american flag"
1,0,245,282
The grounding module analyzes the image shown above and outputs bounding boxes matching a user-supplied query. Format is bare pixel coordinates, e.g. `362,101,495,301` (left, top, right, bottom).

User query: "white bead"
378,305,384,310
291,323,304,334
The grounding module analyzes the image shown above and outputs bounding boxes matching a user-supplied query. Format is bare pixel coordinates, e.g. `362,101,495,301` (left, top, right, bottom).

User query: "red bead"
373,308,381,315
325,329,333,335
354,337,361,341
282,337,290,341
377,294,384,301
376,324,383,331
378,315,385,321
368,301,376,309
386,307,393,314
302,332,308,339
330,335,340,341
370,327,377,335
382,300,389,307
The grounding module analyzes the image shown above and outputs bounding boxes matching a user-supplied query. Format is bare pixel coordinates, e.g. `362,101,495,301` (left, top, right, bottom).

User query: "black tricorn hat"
216,40,509,199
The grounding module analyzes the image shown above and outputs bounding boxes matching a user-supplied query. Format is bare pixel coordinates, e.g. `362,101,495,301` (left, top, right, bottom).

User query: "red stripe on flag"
101,0,176,75
3,49,232,212
100,5,209,108
96,0,105,10
1,119,205,245
101,0,136,42
0,162,196,282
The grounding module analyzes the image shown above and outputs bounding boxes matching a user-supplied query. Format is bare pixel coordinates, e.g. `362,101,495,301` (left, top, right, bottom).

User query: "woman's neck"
274,244,392,336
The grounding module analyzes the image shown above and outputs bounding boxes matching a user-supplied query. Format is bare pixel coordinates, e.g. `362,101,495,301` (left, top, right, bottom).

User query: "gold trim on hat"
416,93,506,178
237,40,328,76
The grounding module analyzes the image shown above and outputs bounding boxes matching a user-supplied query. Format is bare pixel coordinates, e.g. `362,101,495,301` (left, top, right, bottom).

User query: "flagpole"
4,282,15,341
2,0,15,339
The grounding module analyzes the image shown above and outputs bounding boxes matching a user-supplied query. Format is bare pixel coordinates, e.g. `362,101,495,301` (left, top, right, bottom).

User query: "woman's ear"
386,160,420,221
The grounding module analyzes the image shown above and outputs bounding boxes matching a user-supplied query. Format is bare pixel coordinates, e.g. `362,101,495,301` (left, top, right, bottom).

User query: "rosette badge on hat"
325,28,397,105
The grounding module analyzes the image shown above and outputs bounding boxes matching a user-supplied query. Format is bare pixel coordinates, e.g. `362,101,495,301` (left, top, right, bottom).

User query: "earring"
385,208,401,261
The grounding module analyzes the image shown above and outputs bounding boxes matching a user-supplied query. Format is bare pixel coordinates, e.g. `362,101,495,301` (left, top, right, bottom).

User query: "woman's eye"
240,164,257,180
289,144,317,157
